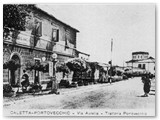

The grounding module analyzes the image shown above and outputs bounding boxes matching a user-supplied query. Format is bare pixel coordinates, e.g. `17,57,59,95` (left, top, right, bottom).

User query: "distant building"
126,51,155,74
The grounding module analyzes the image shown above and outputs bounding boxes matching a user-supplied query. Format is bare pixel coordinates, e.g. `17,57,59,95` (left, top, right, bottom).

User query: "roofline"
77,50,90,56
126,59,155,63
34,5,79,32
132,51,149,55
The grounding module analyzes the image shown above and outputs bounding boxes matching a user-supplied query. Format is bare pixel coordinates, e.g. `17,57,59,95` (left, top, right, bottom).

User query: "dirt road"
4,77,155,110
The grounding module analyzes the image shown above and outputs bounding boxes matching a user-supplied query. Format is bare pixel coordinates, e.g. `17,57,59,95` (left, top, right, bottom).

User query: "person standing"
142,75,151,97
21,70,30,91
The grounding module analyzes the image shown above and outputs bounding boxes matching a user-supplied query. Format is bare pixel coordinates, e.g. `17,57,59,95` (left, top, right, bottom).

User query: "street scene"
4,77,155,110
3,4,155,116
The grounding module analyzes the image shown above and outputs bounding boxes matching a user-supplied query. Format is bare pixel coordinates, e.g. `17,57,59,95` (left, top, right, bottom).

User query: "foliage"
3,59,21,71
40,62,49,72
3,4,34,31
108,67,116,76
3,4,35,45
25,61,49,72
25,61,35,70
88,62,98,72
3,84,13,93
66,58,87,72
56,62,70,73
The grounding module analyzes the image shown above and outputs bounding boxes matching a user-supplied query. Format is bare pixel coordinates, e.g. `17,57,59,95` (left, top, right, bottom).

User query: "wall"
33,9,77,57
78,53,89,61
132,53,148,60
127,62,155,74
3,44,52,84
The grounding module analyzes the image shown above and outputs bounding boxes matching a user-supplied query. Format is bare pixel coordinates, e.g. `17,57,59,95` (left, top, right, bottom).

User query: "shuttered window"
138,64,141,68
52,29,59,42
143,64,145,69
36,22,42,37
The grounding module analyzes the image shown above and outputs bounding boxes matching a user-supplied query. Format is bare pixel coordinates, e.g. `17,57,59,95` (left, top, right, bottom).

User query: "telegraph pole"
109,38,113,84
111,38,113,69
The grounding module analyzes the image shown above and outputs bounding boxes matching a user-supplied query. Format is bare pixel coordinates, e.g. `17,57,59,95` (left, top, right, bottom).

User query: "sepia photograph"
3,3,155,116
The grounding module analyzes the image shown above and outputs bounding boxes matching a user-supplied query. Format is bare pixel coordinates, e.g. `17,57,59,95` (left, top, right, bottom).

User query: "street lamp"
42,56,46,62
49,53,59,94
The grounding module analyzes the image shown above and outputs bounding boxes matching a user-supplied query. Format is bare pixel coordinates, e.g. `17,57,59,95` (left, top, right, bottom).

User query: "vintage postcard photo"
3,4,155,116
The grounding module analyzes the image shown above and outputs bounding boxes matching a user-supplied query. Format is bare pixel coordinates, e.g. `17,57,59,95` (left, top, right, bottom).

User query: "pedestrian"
108,76,112,84
21,70,30,91
142,75,151,97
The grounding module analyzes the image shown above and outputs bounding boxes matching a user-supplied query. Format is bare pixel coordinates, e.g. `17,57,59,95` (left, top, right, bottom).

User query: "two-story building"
3,5,80,87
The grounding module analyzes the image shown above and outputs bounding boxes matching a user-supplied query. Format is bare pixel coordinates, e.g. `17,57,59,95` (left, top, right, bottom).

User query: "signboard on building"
49,61,53,76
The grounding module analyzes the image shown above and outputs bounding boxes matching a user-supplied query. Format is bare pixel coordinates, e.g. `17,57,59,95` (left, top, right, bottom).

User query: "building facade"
3,5,79,86
132,51,149,60
126,51,155,74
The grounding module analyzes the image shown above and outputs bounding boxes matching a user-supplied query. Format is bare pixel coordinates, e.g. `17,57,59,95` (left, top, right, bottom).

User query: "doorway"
10,54,21,86
34,59,40,84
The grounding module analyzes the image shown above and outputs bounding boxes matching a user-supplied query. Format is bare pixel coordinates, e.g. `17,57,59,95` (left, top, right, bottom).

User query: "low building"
126,51,155,74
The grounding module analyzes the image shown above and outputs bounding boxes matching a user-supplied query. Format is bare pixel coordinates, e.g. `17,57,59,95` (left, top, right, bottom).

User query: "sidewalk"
3,77,155,104
3,82,110,104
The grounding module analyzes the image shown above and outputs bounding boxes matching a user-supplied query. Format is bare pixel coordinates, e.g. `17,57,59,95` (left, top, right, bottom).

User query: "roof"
132,51,149,55
126,59,138,63
126,57,155,63
77,50,90,56
34,5,79,32
98,62,109,67
137,59,155,63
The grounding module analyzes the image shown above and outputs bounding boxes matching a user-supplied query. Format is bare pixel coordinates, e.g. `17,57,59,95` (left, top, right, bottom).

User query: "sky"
37,4,155,66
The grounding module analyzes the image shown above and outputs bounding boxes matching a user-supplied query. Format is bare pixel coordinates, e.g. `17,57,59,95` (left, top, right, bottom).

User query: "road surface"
4,77,155,110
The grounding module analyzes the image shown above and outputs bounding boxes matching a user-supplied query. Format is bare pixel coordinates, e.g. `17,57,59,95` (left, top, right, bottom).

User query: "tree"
3,4,34,31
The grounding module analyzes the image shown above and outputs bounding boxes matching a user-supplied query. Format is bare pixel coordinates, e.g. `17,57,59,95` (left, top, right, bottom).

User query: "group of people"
21,70,42,92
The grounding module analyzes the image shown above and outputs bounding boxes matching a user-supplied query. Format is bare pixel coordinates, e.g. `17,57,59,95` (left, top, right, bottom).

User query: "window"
36,22,42,37
133,56,135,59
65,32,69,49
138,64,141,68
142,64,145,69
52,29,59,42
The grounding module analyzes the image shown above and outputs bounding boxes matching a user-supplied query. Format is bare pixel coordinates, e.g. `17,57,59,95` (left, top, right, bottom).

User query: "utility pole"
109,38,113,84
111,38,113,69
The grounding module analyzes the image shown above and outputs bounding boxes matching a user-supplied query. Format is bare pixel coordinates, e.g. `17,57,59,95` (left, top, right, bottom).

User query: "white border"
1,0,159,120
